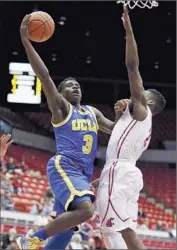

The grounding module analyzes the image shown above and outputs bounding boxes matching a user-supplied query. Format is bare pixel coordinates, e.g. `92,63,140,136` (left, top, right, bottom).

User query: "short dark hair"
58,77,77,92
148,89,166,114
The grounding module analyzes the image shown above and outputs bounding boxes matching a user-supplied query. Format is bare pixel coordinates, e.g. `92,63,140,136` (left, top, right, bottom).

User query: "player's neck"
73,103,81,110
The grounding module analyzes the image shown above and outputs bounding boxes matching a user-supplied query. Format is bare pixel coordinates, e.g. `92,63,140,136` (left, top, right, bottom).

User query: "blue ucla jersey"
52,104,98,179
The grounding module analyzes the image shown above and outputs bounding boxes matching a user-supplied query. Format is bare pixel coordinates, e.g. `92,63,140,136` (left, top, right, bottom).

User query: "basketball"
27,11,55,42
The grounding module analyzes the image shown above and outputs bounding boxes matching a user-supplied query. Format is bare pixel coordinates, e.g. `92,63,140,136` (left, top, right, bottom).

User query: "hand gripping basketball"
20,11,55,43
20,15,31,41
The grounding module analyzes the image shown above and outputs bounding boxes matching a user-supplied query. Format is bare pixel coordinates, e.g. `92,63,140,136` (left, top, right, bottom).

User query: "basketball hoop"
117,0,159,9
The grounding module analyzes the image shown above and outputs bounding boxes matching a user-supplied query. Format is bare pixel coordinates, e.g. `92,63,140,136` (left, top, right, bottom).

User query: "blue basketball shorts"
47,155,95,217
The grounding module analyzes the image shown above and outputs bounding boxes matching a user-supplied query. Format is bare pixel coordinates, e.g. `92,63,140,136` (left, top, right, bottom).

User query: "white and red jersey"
106,106,152,163
97,106,152,235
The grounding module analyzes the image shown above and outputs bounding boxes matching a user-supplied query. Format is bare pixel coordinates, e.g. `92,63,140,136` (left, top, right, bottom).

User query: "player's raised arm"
122,7,148,121
20,15,69,117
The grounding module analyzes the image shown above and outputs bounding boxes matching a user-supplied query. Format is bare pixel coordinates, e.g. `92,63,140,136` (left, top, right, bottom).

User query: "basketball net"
117,0,159,9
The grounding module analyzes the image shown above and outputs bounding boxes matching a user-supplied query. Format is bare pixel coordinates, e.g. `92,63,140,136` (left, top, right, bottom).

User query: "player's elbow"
126,60,138,72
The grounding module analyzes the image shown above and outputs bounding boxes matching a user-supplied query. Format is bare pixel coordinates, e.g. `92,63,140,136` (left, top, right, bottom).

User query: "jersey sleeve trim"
52,104,73,127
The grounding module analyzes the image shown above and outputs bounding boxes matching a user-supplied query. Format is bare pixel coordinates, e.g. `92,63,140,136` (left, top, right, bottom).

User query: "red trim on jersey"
144,128,152,147
116,119,135,153
117,120,138,158
101,120,137,226
100,162,116,225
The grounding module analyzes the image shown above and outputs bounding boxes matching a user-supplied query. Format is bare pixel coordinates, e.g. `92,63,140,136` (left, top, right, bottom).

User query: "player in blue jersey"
17,15,116,250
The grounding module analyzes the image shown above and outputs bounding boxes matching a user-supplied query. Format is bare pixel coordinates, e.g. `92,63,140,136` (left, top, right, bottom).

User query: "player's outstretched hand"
114,99,131,112
0,134,14,160
121,7,132,33
20,15,31,41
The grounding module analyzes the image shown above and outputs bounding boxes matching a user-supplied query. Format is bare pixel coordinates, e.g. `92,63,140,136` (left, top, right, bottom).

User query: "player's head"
145,89,166,115
58,77,82,105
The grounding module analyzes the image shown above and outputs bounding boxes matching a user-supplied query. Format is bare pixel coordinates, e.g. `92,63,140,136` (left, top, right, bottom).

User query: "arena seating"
142,240,176,249
0,107,50,136
25,112,53,133
3,144,176,230
0,106,34,131
1,144,176,249
8,170,175,227
140,163,176,211
11,173,49,212
138,196,175,229
5,144,51,175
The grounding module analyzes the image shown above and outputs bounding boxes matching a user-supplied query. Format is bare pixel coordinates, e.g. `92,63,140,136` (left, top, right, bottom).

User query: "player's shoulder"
130,104,152,122
87,105,103,117
52,103,73,128
145,106,152,120
85,105,97,117
85,105,94,111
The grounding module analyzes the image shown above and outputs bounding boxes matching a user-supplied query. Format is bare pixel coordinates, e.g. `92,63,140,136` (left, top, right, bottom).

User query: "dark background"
0,1,176,111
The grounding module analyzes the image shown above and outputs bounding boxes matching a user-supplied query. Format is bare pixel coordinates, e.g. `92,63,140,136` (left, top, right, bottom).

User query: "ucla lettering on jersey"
52,104,98,179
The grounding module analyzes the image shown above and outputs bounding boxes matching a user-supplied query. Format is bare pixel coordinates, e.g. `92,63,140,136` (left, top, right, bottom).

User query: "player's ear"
147,99,155,105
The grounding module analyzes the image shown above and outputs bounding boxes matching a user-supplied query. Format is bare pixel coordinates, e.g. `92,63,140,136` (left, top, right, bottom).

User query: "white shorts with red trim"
103,231,128,249
97,161,143,233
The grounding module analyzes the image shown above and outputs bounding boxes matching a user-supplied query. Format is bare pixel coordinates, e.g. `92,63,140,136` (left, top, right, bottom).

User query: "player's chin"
70,95,81,105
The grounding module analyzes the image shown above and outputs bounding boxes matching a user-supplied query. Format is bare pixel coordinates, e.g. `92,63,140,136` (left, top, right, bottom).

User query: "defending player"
17,15,115,250
96,7,166,249
0,134,14,161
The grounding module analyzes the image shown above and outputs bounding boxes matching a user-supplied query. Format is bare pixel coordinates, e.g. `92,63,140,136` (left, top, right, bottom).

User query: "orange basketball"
27,11,55,42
